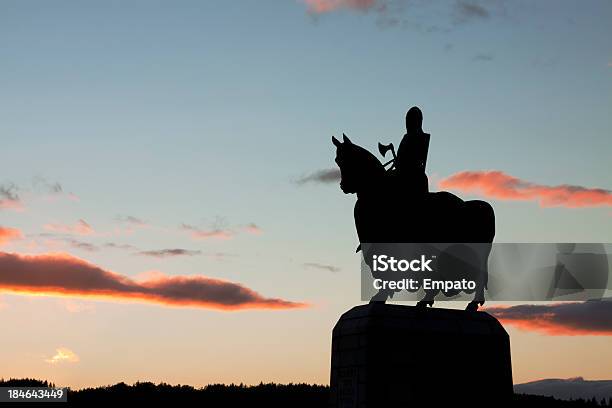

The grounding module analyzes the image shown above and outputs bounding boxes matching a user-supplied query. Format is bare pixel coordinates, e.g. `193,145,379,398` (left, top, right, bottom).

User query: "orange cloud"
45,347,79,364
485,301,612,336
0,227,22,246
0,252,306,311
303,0,377,14
44,219,95,235
439,170,612,208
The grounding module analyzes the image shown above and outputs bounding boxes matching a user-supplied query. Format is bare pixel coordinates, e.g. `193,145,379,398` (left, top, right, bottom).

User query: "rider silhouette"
395,106,430,195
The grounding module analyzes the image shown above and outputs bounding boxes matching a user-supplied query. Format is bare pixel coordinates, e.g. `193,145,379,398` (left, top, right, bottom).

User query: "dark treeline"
514,393,612,407
0,378,56,388
0,379,327,407
1,379,611,406
71,382,329,406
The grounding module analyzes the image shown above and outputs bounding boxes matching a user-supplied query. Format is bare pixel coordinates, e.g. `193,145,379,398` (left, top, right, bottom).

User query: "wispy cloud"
136,249,202,258
65,238,99,252
439,170,612,208
304,262,341,273
0,227,22,246
0,252,306,310
204,252,238,261
304,0,494,18
113,215,149,235
32,177,79,202
31,234,100,252
45,347,79,364
295,168,341,185
32,176,62,195
44,219,95,235
303,0,377,14
485,301,612,336
243,223,262,235
0,183,23,211
472,53,494,62
1,179,76,210
104,242,138,251
453,1,490,23
180,223,233,240
115,215,147,226
301,0,501,32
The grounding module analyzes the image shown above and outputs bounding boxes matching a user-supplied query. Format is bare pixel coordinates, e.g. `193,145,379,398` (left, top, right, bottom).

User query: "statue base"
329,303,513,407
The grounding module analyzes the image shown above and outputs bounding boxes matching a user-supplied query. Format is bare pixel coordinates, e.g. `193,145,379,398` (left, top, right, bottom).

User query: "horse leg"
465,243,490,312
416,291,435,308
465,298,484,311
465,280,485,311
370,288,394,303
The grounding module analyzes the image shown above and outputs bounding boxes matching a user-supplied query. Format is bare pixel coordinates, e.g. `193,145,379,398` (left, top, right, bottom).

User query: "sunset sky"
1,0,611,388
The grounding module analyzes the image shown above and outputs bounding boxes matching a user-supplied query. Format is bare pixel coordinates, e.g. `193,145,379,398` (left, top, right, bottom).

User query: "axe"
378,142,397,169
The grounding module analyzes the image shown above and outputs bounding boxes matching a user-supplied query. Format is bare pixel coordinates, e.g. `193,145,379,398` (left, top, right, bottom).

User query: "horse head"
332,134,385,195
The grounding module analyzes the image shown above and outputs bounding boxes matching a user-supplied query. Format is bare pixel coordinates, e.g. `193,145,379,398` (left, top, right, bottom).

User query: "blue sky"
0,0,611,388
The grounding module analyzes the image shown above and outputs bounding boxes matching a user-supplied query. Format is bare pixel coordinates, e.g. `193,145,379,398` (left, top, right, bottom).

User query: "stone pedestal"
329,304,513,407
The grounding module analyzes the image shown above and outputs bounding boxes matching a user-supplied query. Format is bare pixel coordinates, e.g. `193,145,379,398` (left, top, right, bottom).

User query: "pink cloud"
303,0,377,14
485,302,612,336
44,219,95,235
0,227,22,246
180,223,233,240
0,184,23,211
0,252,306,311
439,170,612,208
0,200,23,211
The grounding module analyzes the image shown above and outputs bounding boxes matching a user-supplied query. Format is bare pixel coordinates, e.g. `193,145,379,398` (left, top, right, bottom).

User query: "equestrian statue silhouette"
332,107,495,311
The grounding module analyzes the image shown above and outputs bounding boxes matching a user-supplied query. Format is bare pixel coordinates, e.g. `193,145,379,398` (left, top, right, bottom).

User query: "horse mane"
343,143,386,191
353,144,385,173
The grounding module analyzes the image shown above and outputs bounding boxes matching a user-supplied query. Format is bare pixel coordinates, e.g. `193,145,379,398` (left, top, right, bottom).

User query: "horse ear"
343,133,352,144
332,135,341,147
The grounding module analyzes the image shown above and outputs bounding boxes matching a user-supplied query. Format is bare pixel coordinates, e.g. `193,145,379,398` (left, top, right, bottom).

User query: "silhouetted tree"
1,378,608,406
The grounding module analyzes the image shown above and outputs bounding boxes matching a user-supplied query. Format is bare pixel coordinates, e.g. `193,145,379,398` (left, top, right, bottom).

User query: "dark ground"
1,378,611,406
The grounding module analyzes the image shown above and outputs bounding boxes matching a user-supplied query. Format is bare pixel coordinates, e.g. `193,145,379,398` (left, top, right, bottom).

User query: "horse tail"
464,200,495,293
464,199,495,243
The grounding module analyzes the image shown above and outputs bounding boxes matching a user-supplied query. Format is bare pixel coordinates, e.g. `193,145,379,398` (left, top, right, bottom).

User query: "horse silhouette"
332,134,495,311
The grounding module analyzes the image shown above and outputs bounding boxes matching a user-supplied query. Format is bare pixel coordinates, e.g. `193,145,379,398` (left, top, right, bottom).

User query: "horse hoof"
465,301,480,312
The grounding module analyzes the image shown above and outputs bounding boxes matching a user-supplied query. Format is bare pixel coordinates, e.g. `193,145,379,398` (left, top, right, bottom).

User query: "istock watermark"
371,254,477,292
360,243,612,302
372,255,434,272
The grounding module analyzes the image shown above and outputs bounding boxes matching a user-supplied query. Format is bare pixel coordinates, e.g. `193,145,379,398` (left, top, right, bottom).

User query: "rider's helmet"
405,106,423,133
